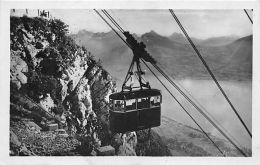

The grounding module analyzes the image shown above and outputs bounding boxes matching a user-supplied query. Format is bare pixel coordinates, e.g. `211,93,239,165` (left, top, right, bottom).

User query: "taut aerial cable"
169,9,252,138
244,9,253,24
94,9,230,156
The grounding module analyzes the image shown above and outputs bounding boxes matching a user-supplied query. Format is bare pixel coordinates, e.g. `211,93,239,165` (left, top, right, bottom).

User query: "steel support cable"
99,9,136,91
102,10,125,33
95,9,228,156
169,9,252,138
93,9,131,49
102,9,124,33
152,63,247,156
141,59,225,156
244,9,253,24
109,9,129,31
98,9,137,90
92,82,111,99
156,61,244,149
96,9,148,91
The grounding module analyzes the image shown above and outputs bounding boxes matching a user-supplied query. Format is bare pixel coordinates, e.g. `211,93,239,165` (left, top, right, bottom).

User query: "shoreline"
173,77,252,82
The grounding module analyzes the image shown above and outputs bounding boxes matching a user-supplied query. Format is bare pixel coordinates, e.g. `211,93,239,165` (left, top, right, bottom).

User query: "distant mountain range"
168,32,203,45
70,30,252,81
199,34,240,47
168,32,239,46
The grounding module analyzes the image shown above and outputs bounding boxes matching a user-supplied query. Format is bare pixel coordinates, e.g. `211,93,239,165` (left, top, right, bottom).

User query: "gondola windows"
109,89,161,133
150,97,155,107
109,99,113,109
137,99,141,109
151,95,161,107
137,97,149,109
114,100,125,111
126,99,136,110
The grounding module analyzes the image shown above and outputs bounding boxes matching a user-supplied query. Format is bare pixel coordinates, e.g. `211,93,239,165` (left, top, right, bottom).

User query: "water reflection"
153,78,252,149
112,71,252,149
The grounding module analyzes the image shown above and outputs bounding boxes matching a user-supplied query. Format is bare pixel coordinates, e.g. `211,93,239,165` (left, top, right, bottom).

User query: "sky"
11,9,253,39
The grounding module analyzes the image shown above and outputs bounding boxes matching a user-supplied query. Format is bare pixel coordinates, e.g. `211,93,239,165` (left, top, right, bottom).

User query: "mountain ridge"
74,29,244,47
72,29,252,81
9,16,252,157
168,32,202,45
199,34,240,47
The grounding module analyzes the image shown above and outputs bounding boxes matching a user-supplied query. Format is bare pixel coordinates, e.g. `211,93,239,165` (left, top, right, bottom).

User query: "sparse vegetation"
10,14,251,157
11,15,172,157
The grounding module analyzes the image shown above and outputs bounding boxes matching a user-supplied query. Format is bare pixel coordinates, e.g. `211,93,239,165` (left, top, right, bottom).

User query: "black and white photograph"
1,0,260,165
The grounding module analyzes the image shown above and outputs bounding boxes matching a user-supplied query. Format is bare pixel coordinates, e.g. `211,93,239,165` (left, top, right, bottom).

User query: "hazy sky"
12,9,252,39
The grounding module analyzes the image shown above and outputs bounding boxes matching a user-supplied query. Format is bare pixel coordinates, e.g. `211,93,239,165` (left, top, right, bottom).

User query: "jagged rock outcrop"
10,50,28,89
10,15,172,156
10,15,115,155
60,53,89,100
67,76,93,126
135,130,172,156
40,93,55,112
117,132,137,156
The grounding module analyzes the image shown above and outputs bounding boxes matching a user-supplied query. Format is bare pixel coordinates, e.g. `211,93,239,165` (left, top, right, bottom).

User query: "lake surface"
157,78,252,150
109,68,252,149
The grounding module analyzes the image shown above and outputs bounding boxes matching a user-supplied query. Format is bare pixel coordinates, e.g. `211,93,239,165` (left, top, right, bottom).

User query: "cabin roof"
109,88,161,100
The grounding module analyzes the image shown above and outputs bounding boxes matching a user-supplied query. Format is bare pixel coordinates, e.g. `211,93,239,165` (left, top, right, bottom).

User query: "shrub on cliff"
49,19,68,43
11,16,78,105
135,129,172,156
10,15,172,156
11,15,76,70
22,71,63,104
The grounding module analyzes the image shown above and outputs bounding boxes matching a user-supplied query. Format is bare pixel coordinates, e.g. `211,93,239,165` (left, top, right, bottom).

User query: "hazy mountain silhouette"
168,32,202,45
199,34,240,47
141,31,251,80
219,35,252,77
72,29,252,80
168,32,239,47
72,30,124,61
225,35,252,63
76,29,94,38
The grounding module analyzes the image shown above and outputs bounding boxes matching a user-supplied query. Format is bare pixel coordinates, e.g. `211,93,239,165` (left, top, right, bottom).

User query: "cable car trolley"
109,32,162,133
95,9,250,157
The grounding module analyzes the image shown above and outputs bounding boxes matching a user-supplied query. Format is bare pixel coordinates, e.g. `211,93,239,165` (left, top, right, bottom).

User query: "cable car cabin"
109,89,162,133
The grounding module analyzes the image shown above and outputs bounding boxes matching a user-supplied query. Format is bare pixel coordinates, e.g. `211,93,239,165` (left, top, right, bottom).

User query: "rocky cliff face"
9,15,141,156
10,50,28,89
